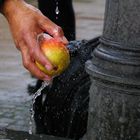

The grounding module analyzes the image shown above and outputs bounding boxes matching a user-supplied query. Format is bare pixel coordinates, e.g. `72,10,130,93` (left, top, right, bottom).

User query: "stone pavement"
0,0,105,133
74,0,105,40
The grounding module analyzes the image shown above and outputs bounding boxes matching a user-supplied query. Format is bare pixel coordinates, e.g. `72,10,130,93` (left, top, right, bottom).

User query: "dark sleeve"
0,0,3,5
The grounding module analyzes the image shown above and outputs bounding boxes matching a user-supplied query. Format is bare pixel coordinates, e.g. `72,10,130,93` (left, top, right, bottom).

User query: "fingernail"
62,36,68,44
57,37,68,44
45,64,52,71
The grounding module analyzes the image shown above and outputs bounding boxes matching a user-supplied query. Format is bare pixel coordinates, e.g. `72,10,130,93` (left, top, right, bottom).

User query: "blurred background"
0,0,105,133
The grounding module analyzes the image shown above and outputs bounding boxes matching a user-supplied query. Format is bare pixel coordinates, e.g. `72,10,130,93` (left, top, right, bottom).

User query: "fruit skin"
36,38,70,77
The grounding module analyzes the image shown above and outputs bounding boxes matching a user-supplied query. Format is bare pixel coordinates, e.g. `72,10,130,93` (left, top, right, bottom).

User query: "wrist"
1,0,24,19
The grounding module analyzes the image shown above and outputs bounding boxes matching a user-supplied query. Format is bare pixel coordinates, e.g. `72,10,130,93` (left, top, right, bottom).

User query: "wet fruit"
36,34,70,77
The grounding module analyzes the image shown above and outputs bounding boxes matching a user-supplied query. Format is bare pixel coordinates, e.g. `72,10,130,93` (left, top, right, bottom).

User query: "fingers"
20,33,54,81
20,45,51,81
25,33,53,70
38,16,68,45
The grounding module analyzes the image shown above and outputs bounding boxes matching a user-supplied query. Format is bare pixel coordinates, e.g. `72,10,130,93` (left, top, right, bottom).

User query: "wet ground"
0,0,105,134
0,127,70,140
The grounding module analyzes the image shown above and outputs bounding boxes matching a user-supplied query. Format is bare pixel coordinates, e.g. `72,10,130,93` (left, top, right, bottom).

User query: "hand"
1,0,68,81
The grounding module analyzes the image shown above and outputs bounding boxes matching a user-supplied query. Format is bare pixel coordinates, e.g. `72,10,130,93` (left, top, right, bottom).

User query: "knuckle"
53,26,63,36
15,39,24,50
23,61,30,69
57,26,63,34
29,48,35,56
20,30,28,40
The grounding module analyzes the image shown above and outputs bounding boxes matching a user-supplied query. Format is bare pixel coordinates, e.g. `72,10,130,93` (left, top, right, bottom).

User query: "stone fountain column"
85,0,140,139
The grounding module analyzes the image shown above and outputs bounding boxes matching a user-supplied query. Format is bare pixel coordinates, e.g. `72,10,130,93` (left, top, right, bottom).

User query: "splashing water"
29,80,53,134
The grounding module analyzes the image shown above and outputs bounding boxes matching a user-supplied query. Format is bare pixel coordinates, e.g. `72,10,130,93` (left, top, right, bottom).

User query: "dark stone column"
85,0,140,140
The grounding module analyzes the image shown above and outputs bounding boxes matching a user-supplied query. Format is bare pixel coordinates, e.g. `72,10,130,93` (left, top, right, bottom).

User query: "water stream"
29,80,53,134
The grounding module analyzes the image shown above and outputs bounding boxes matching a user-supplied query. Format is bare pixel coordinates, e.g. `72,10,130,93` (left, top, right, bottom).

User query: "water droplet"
55,0,59,20
29,129,32,135
55,6,59,15
42,93,47,105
